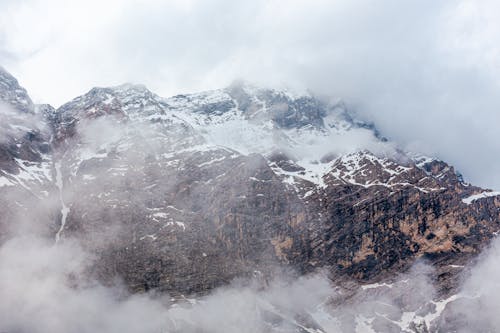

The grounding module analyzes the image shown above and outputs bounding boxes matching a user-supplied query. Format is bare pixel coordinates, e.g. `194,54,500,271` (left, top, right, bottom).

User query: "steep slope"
294,152,497,280
0,67,56,242
1,67,500,331
50,83,306,294
47,80,500,295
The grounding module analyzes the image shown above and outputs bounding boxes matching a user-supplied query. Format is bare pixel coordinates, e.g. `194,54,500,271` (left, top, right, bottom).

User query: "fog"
3,229,500,332
439,237,500,332
0,102,47,144
2,2,500,329
0,234,335,333
0,114,496,332
1,0,500,188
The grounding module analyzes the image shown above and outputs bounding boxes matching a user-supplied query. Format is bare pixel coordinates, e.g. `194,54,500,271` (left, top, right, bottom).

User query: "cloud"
0,236,172,333
1,0,500,189
0,233,339,333
440,237,500,332
0,232,451,332
0,105,499,331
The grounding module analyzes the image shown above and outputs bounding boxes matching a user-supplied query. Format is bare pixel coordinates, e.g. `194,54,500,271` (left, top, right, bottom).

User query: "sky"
1,0,499,189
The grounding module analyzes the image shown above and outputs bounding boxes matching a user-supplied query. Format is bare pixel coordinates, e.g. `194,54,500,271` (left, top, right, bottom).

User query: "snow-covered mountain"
1,66,500,332
0,67,55,243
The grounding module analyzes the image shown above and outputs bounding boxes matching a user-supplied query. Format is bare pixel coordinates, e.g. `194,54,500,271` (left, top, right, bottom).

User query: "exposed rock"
1,67,500,330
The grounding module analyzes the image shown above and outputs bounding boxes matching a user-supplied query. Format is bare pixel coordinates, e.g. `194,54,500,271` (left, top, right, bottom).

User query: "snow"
277,152,395,190
462,191,500,204
60,84,444,199
163,221,186,231
163,88,397,191
249,176,271,182
14,158,52,183
361,282,394,290
0,176,13,187
77,148,108,162
395,294,461,331
54,161,70,243
10,124,32,132
423,294,460,324
310,305,342,333
35,83,492,250
103,94,115,105
140,234,158,241
0,158,53,197
355,315,376,333
270,160,332,188
412,154,437,169
152,212,168,218
166,205,184,212
198,155,228,167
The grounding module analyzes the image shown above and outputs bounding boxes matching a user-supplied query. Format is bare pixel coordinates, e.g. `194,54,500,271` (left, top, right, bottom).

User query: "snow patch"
0,176,13,187
462,191,500,204
361,282,394,290
54,162,70,243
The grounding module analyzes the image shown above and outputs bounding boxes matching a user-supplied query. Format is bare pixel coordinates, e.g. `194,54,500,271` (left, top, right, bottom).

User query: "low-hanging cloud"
435,237,500,332
2,2,500,330
1,108,499,332
0,234,340,333
1,0,499,189
0,102,48,144
2,230,493,333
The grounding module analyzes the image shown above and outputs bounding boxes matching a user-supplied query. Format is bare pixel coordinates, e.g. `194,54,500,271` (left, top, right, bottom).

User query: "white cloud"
0,234,338,333
1,0,500,188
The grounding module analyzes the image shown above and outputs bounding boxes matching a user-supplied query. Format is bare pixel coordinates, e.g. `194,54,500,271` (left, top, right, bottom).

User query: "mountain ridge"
1,67,499,332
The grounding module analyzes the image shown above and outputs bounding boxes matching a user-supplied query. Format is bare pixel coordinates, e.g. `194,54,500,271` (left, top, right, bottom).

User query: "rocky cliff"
1,66,499,331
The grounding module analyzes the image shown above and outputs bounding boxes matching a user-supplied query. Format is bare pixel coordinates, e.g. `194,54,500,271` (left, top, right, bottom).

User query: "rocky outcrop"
0,68,56,243
291,152,498,289
0,67,499,303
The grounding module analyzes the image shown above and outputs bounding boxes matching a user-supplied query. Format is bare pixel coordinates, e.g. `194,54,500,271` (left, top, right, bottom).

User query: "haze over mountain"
1,65,500,332
3,0,500,191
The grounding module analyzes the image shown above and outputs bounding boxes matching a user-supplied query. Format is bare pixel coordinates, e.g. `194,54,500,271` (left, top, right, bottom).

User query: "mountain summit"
1,67,499,332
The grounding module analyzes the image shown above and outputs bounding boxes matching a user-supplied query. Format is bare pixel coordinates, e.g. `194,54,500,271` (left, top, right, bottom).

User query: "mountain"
1,67,499,332
0,67,55,243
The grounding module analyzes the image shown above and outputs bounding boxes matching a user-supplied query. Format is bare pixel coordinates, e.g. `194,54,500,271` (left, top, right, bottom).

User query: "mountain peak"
85,82,155,100
226,80,311,102
114,82,147,90
0,66,34,113
1,69,500,332
57,82,167,121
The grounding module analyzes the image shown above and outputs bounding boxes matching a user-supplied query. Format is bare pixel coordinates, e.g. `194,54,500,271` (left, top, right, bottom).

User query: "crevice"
54,161,69,243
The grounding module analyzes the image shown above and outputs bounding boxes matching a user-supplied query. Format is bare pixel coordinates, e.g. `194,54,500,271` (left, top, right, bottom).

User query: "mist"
1,0,500,188
0,102,47,144
2,2,500,331
434,237,500,332
0,106,407,332
4,228,500,332
0,234,336,333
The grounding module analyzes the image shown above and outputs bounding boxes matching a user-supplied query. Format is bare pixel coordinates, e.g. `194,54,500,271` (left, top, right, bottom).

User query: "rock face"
295,153,496,279
1,68,500,307
0,67,34,114
0,67,55,243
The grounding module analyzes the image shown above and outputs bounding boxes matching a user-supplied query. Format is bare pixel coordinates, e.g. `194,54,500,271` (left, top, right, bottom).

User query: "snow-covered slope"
165,83,394,179
54,80,466,194
0,66,34,114
2,67,500,333
0,67,55,242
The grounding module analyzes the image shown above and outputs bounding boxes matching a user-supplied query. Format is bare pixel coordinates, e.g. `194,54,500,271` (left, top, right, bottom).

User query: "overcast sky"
1,0,499,189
